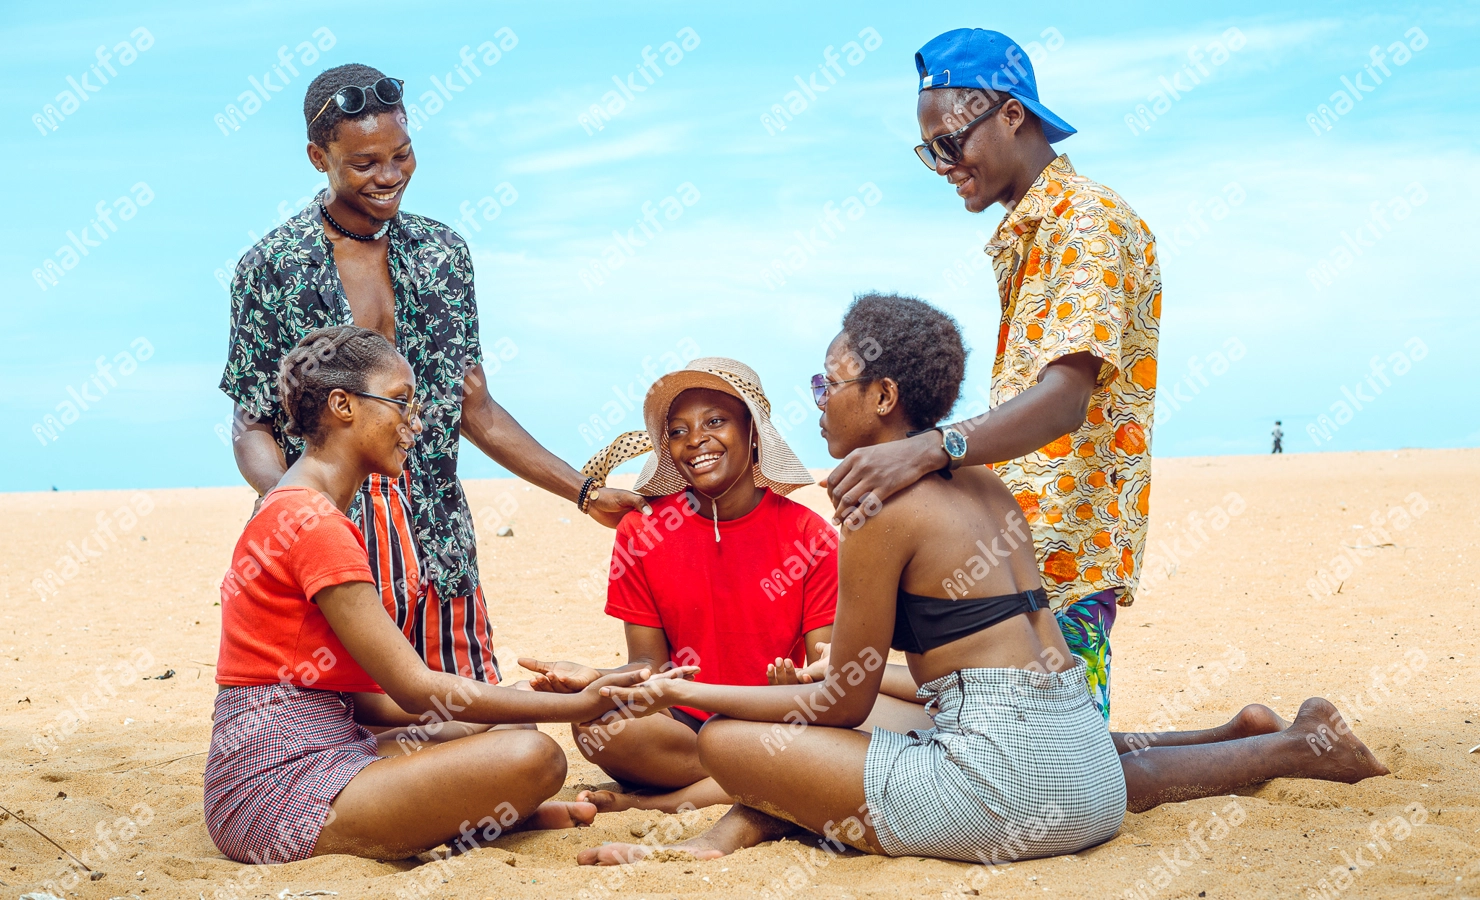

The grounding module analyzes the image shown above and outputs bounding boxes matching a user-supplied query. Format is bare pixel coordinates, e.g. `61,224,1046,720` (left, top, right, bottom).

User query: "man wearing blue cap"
826,28,1163,722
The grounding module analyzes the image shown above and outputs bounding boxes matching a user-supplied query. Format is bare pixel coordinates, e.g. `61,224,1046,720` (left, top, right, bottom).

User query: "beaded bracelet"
576,476,598,514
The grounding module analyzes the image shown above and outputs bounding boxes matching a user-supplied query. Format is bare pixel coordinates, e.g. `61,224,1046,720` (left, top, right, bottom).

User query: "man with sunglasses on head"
824,30,1162,721
221,63,649,685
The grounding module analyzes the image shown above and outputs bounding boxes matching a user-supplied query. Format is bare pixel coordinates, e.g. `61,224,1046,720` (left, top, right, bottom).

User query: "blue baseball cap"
915,28,1076,144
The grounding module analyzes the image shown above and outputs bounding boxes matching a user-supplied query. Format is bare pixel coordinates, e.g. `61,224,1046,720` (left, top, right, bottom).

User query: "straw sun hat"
582,357,813,498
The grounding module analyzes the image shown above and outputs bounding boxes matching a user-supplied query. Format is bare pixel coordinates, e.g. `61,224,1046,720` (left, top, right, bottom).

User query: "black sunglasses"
310,77,406,125
914,96,1009,169
352,390,422,422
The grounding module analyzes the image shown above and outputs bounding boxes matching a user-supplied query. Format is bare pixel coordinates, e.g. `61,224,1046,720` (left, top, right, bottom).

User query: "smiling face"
665,388,755,496
347,355,421,477
307,110,416,222
916,90,1028,214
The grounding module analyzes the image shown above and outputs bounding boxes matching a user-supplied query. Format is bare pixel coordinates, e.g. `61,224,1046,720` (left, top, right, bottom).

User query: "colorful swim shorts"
1054,588,1118,721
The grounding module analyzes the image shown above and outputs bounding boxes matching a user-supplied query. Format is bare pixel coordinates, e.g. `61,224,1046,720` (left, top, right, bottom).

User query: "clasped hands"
519,656,699,724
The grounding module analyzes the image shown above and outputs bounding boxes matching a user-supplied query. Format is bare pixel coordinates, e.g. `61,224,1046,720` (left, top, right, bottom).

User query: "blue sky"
3,1,1476,493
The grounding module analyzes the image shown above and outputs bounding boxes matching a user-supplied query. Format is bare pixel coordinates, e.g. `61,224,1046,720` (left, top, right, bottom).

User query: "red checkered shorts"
204,684,380,864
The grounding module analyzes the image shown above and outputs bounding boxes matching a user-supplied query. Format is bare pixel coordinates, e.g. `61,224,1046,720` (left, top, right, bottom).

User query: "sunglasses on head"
310,77,406,126
913,95,1009,169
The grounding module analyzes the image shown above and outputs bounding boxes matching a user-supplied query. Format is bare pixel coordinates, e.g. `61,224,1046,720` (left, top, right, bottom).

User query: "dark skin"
577,334,1389,866
824,90,1098,521
252,353,692,859
232,109,649,524
523,390,838,814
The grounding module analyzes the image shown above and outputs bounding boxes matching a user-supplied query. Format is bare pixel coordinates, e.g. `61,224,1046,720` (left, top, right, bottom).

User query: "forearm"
949,386,1079,466
231,410,287,495
461,395,584,502
665,676,875,727
879,664,925,704
397,670,608,724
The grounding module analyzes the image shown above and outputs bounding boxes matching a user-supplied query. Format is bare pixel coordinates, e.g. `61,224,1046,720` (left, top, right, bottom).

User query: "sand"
1,448,1477,899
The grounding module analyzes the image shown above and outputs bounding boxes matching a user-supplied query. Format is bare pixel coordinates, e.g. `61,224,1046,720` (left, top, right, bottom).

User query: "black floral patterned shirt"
220,197,484,599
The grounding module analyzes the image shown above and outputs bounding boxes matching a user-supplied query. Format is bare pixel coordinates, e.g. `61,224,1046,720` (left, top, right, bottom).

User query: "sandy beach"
2,447,1477,899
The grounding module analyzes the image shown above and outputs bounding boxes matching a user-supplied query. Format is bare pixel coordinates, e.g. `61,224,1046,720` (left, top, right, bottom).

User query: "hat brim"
633,369,814,498
1015,94,1076,144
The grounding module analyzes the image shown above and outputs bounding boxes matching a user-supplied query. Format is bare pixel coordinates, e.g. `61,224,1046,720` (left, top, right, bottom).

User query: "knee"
496,729,568,796
695,716,744,773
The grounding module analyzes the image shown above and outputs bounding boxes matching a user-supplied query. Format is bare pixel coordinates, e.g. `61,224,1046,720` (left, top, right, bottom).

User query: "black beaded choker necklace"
320,202,390,241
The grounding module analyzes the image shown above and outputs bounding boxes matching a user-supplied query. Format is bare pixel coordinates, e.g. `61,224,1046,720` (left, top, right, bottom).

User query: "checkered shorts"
863,663,1126,863
204,684,381,864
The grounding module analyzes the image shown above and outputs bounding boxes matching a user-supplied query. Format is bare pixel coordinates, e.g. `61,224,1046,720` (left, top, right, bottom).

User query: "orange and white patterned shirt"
984,155,1160,609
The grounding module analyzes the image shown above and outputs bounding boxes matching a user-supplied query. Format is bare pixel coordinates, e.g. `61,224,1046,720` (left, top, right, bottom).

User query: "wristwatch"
937,426,968,470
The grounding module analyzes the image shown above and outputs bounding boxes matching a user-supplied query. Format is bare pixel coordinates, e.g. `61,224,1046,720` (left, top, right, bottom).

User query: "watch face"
943,429,967,459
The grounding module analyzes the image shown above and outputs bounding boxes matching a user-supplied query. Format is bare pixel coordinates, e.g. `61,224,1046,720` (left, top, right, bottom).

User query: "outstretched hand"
520,657,602,693
767,642,831,685
823,432,943,525
587,665,700,723
586,487,653,529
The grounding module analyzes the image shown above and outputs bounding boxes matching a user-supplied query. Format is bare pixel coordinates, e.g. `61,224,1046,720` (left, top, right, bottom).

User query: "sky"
3,1,1476,493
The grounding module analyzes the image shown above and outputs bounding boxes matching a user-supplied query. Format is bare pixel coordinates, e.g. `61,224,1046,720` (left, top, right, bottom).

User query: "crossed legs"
578,696,1388,865
314,724,595,859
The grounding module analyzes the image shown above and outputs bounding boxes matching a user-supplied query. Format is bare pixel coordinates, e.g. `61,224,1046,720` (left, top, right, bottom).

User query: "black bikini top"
891,586,1050,654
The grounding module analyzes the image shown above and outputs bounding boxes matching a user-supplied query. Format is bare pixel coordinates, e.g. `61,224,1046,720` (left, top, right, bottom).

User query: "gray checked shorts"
863,662,1126,863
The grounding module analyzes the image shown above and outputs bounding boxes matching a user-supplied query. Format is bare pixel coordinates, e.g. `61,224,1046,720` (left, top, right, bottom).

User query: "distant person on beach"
1272,420,1284,453
521,359,849,813
206,326,677,864
220,64,648,685
823,29,1161,720
578,295,1389,867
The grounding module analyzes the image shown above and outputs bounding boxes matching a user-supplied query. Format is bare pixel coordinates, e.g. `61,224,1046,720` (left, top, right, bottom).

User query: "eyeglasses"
352,390,423,423
810,373,868,409
913,96,1009,169
309,77,406,126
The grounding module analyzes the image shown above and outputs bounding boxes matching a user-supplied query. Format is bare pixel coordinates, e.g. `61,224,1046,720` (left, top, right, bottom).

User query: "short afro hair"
304,63,404,147
841,293,967,430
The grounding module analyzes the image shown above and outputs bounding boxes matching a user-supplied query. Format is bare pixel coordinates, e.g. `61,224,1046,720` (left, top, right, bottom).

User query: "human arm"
878,663,924,704
231,403,288,497
317,580,651,723
522,623,673,692
824,352,1100,518
767,627,834,684
458,362,649,526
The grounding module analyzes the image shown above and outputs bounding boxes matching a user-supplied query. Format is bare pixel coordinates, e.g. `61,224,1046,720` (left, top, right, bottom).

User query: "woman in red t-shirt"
205,326,669,865
520,358,931,816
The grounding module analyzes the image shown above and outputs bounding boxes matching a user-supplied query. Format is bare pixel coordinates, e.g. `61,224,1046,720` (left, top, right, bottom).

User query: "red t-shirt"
216,486,384,693
605,489,839,719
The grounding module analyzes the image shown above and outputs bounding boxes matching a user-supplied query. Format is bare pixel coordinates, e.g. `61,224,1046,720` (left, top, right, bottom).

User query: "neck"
863,419,914,450
1003,143,1060,210
690,469,764,522
323,192,386,236
278,445,372,514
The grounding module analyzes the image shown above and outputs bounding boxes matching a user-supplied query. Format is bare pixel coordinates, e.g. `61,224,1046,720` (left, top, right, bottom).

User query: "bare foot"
1229,703,1291,738
524,800,598,831
578,778,730,814
577,838,725,866
577,789,638,813
1288,698,1391,783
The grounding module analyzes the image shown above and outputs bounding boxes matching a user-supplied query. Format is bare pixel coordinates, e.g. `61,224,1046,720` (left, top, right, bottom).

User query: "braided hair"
304,63,404,147
841,293,967,430
277,325,400,444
